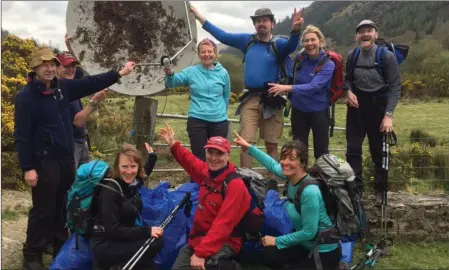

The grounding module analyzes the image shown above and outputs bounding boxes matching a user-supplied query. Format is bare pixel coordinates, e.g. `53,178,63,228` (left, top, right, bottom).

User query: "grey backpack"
291,154,366,238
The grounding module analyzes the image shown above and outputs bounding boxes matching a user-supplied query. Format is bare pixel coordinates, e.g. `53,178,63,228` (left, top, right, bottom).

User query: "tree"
218,54,245,94
1,34,36,189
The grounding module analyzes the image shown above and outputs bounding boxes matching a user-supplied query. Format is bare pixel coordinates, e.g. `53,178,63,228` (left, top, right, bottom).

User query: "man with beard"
14,46,135,269
189,6,303,173
56,51,108,169
344,20,401,203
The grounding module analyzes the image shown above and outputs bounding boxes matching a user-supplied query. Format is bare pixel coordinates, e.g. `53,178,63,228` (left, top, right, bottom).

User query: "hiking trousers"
345,91,388,193
172,244,242,270
291,107,329,161
187,117,229,161
263,245,340,270
22,158,75,258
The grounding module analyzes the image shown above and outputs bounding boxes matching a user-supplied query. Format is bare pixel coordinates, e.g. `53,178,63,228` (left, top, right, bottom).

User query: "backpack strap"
349,47,361,85
289,178,320,215
376,45,389,84
221,171,241,197
242,34,258,63
292,50,305,83
97,178,125,197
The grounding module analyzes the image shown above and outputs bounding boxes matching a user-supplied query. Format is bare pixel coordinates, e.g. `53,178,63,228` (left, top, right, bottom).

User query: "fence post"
132,96,158,156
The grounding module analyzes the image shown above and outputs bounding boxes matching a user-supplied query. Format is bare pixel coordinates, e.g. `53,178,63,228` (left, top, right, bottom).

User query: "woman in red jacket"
159,123,251,270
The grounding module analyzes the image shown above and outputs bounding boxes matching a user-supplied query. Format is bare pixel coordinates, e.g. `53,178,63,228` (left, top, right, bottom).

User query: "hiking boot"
22,253,47,270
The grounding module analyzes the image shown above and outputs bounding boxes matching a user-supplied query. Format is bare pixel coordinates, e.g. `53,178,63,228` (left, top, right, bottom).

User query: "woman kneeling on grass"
234,132,340,270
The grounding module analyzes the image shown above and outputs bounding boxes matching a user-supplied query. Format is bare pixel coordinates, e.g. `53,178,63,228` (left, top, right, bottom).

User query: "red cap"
56,51,79,66
203,136,231,153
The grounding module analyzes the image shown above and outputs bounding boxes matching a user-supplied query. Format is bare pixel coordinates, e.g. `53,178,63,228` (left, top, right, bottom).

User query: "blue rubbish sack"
138,182,193,270
340,235,358,264
49,233,93,270
263,190,294,236
236,241,265,264
171,182,199,232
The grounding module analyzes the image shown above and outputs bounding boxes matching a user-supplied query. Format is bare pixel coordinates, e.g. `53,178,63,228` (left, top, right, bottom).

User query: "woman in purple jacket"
267,25,335,162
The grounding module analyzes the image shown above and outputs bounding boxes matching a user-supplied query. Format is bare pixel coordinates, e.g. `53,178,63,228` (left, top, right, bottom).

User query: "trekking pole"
122,192,192,270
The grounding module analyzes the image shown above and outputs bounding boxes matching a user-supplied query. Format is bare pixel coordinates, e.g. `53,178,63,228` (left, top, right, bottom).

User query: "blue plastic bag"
171,182,199,232
138,182,199,270
263,190,294,236
49,233,93,270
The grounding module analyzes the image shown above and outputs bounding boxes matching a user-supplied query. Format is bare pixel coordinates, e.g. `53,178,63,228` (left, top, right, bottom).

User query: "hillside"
220,1,449,57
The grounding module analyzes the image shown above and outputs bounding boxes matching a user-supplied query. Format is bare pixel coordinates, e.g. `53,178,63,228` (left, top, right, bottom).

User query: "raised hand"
233,131,251,153
292,7,305,32
144,142,154,153
159,122,176,147
119,61,136,77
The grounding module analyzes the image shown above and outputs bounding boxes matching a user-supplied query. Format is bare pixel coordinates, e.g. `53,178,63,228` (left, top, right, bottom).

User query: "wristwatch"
385,111,393,117
89,99,99,110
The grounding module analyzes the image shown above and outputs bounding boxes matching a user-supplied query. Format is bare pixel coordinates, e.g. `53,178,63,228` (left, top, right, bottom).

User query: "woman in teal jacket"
164,38,231,161
234,132,340,270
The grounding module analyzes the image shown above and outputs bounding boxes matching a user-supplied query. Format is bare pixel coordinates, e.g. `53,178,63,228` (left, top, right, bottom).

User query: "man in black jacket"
14,46,135,269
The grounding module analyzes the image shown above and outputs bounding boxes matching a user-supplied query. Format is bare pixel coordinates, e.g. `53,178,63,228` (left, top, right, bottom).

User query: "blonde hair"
301,25,326,48
197,38,220,59
111,143,146,179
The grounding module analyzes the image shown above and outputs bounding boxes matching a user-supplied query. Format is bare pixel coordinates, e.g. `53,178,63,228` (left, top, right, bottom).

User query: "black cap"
356,20,378,32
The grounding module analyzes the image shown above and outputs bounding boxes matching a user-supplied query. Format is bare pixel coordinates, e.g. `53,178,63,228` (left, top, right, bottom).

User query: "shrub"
410,128,438,147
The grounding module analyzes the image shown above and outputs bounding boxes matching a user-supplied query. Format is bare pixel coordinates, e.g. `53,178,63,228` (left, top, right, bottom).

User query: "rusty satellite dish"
66,1,198,96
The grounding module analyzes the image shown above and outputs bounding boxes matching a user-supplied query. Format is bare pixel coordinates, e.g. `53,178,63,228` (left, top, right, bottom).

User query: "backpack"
289,49,346,137
243,34,293,85
221,168,269,240
66,160,124,239
349,38,409,84
289,154,367,241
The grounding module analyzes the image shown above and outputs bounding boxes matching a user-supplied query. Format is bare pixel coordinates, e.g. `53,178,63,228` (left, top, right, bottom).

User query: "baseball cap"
29,46,60,68
204,136,231,153
56,51,80,66
356,20,378,32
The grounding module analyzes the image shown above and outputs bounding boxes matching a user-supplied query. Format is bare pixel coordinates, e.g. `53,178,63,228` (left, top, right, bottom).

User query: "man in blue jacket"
189,5,303,172
14,46,135,269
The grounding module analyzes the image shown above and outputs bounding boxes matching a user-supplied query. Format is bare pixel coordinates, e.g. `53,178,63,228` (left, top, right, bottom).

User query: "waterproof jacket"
170,141,251,259
91,153,157,241
14,71,121,172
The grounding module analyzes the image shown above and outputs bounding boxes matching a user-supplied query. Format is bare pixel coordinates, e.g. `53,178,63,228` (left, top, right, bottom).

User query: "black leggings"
186,117,229,161
291,107,329,161
263,245,340,270
91,237,162,270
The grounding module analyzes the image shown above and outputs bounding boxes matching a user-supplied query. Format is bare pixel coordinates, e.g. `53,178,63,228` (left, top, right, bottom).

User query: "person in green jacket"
233,132,340,270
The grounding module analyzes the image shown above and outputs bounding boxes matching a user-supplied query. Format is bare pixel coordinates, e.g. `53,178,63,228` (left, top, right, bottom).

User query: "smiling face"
57,63,76,79
198,43,216,67
279,141,308,179
205,148,229,171
34,60,57,83
253,16,274,37
303,32,321,57
356,26,378,50
118,154,139,184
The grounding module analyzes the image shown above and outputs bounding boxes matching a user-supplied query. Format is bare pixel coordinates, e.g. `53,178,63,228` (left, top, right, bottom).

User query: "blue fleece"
165,62,230,122
291,50,335,112
202,20,300,88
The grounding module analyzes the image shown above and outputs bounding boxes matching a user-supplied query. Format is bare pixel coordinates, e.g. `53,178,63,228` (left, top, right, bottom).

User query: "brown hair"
111,143,146,179
280,140,309,169
301,24,326,48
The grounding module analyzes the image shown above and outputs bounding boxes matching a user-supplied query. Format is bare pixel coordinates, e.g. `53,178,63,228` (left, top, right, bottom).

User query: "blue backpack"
350,38,409,84
242,34,293,84
66,160,124,238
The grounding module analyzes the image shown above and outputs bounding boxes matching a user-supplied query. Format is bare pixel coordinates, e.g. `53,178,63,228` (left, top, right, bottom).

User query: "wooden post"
131,96,158,157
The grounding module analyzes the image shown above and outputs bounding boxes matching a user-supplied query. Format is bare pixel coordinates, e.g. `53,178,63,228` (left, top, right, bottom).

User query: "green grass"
1,208,20,221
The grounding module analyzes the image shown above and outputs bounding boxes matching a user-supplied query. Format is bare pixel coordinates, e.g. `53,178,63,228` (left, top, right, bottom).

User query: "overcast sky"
1,1,312,50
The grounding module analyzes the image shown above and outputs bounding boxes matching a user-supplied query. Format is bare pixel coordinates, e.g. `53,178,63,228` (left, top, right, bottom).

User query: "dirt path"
1,190,32,269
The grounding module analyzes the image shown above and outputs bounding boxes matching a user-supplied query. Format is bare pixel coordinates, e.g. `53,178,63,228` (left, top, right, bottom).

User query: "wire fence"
98,113,449,193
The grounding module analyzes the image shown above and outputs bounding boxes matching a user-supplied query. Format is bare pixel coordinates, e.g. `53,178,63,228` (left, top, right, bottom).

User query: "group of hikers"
13,3,402,270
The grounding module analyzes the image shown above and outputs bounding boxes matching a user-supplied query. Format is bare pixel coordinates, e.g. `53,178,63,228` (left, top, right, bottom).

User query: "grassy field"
98,94,449,192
